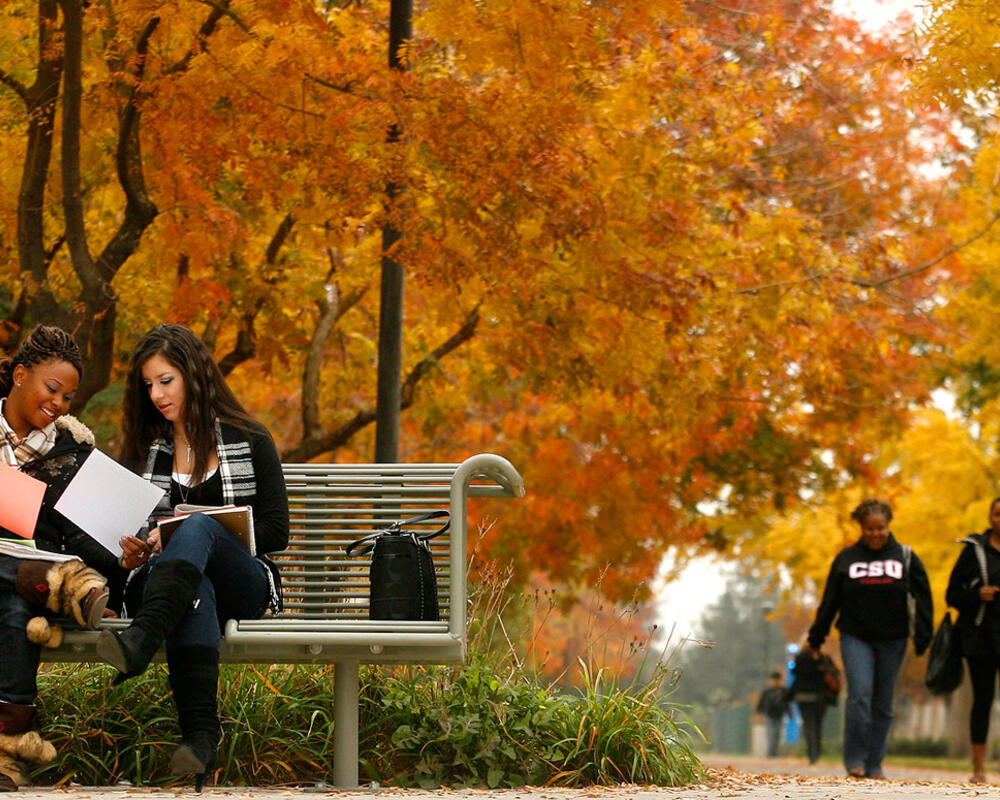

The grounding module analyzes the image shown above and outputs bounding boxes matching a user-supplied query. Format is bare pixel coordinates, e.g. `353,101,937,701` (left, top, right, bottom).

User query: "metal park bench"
43,453,526,788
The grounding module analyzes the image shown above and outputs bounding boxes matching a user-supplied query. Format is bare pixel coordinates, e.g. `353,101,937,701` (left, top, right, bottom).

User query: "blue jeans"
840,633,907,775
0,556,39,703
131,514,270,652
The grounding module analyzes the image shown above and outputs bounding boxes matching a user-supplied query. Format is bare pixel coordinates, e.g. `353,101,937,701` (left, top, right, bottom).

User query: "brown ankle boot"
0,702,55,791
15,559,109,629
0,753,25,791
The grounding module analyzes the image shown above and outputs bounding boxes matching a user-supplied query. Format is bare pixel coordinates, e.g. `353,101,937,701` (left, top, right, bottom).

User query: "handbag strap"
345,510,451,557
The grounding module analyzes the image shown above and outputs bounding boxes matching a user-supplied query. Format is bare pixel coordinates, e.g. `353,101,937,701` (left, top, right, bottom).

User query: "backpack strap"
902,545,915,638
960,536,989,626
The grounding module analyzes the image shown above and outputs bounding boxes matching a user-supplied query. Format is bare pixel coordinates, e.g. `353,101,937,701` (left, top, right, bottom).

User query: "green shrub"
362,654,564,787
36,661,341,787
544,663,704,786
887,737,949,757
32,653,704,788
32,552,703,788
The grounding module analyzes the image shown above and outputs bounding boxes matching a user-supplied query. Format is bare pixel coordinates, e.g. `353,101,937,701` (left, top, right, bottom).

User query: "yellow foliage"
752,410,996,617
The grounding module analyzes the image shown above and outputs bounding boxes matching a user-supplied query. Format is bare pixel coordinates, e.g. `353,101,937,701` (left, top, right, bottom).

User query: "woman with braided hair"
103,324,288,790
807,498,933,779
0,325,126,791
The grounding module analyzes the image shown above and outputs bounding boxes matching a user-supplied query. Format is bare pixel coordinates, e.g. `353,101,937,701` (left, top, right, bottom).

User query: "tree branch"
400,306,480,408
17,0,63,319
93,15,160,285
58,0,98,294
307,72,374,101
733,211,1000,298
0,69,27,100
851,210,1000,289
217,213,297,376
300,276,368,435
283,307,481,463
166,0,245,75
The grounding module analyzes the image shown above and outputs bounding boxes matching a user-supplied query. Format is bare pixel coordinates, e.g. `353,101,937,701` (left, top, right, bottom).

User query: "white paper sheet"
54,449,165,557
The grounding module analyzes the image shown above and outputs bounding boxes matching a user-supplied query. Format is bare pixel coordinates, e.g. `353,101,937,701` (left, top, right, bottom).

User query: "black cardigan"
142,420,290,556
945,531,1000,659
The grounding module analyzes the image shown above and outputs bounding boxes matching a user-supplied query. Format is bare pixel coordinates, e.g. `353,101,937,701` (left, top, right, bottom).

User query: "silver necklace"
175,441,194,504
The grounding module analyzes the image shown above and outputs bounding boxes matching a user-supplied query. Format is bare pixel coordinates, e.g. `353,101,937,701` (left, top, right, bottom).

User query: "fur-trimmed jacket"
0,416,128,609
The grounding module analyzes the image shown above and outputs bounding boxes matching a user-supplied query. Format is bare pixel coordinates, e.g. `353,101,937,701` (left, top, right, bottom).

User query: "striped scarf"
135,418,282,614
143,419,258,524
0,398,58,467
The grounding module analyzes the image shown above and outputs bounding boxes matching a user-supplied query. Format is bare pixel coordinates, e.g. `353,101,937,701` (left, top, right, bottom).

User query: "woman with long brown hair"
102,324,288,790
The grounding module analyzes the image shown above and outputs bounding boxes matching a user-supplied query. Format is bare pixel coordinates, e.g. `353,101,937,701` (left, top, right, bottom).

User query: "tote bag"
925,611,963,695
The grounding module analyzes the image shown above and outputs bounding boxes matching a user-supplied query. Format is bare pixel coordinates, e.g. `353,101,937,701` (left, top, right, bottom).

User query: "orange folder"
0,464,46,539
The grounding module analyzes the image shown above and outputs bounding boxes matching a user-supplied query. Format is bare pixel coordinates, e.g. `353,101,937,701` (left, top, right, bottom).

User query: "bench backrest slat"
277,463,456,621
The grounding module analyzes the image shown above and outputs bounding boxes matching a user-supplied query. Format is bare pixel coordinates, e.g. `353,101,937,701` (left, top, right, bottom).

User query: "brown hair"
850,498,893,524
120,324,256,480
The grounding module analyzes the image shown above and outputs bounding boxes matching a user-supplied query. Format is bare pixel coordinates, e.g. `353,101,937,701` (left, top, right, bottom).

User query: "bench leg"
333,660,359,789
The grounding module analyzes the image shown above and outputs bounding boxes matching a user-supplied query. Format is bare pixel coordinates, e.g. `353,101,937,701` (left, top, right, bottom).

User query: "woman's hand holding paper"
119,535,153,569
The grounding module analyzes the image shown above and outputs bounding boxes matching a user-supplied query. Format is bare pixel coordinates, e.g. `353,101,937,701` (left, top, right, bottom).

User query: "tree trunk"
17,0,64,328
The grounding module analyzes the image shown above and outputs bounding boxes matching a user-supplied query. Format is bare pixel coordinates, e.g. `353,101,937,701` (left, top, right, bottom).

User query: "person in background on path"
756,671,790,757
790,645,835,764
945,497,1000,784
807,498,933,779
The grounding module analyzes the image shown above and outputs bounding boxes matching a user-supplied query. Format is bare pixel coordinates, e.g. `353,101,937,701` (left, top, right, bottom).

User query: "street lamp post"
374,0,413,464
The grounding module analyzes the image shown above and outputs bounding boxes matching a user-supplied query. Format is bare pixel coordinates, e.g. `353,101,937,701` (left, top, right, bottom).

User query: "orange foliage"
521,572,656,686
0,0,968,602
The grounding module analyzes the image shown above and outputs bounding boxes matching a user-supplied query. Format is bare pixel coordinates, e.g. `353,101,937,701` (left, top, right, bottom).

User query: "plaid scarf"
138,418,281,614
0,398,58,467
143,419,257,522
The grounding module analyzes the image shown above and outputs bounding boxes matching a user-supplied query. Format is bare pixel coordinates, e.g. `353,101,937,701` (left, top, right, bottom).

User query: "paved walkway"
6,755,998,799
701,752,977,781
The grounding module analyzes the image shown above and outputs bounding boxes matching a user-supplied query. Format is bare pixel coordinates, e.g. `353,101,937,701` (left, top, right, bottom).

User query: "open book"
157,504,256,556
0,538,77,563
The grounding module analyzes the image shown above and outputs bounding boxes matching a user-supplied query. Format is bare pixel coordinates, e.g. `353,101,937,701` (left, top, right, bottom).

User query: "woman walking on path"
99,324,289,790
807,498,932,779
945,497,1000,783
0,325,124,791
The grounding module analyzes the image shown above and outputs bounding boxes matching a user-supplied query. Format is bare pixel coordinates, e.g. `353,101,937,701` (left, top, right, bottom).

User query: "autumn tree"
673,572,789,727
0,0,966,603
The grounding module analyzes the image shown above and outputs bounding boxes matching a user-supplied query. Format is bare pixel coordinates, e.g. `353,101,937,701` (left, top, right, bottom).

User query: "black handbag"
925,611,963,695
345,510,449,621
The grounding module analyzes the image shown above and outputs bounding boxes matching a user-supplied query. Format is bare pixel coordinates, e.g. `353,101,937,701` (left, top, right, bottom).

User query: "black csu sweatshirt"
808,534,933,655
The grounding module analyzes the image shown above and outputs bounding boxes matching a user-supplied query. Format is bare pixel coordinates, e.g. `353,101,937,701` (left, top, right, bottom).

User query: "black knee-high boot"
95,559,203,681
168,646,220,792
